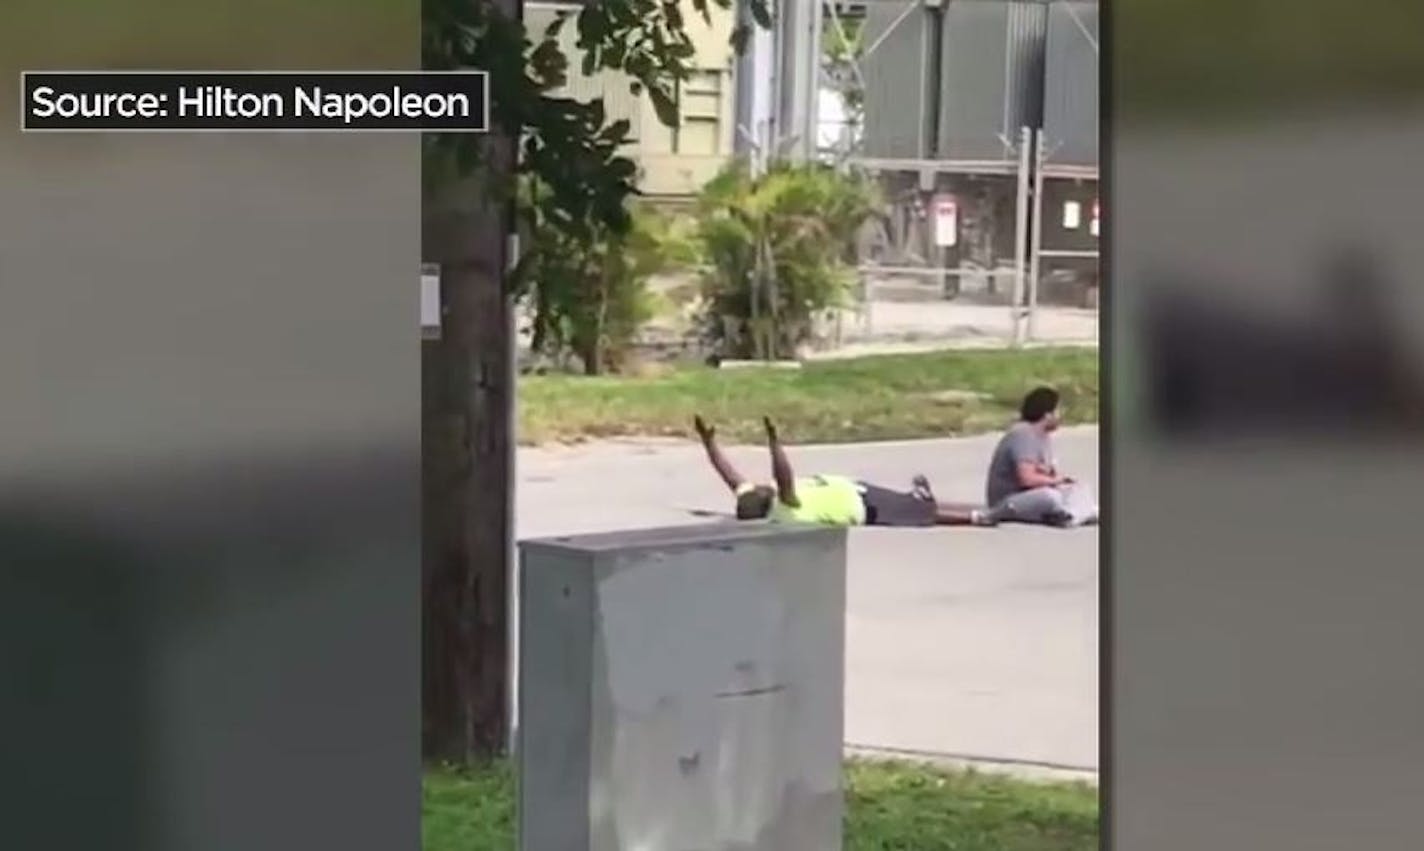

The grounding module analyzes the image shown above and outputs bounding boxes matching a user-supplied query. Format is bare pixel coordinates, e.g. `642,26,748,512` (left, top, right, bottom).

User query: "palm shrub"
696,160,878,360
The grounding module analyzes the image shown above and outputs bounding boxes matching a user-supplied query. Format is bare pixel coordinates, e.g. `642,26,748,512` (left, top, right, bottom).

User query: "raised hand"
693,415,716,444
763,416,780,443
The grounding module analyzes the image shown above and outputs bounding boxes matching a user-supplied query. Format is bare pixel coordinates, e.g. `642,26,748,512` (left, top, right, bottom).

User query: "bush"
518,188,677,375
696,161,878,360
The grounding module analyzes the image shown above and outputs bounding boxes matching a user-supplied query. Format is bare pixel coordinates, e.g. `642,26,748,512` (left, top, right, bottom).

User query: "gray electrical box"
518,523,848,851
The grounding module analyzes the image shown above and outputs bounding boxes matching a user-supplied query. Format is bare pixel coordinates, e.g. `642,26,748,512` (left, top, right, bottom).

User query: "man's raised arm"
694,415,745,492
764,417,799,507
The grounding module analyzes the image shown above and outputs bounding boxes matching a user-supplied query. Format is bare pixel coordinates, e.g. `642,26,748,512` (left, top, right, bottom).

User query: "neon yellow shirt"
741,475,866,526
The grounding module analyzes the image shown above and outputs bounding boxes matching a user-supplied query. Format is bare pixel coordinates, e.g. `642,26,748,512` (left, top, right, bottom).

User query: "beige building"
524,1,737,200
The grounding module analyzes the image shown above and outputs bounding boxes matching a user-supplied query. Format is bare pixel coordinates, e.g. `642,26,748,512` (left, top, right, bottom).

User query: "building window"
673,70,724,156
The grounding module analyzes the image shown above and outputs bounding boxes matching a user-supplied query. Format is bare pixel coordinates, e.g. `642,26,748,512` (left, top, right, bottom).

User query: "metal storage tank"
936,0,1048,162
859,0,939,159
1042,0,1098,166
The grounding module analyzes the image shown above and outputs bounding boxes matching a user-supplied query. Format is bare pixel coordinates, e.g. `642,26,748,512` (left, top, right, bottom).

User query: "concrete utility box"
518,523,848,851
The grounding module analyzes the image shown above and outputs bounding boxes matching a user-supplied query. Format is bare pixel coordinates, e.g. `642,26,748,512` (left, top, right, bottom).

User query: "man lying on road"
695,414,997,527
983,386,1099,527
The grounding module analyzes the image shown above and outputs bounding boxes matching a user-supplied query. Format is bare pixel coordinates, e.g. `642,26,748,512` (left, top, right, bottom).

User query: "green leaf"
665,0,688,30
648,85,680,128
529,38,569,88
749,0,772,30
602,118,633,142
609,157,638,180
575,6,603,47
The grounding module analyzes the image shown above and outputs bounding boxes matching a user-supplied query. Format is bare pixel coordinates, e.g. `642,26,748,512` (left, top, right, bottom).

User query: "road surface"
517,426,1099,776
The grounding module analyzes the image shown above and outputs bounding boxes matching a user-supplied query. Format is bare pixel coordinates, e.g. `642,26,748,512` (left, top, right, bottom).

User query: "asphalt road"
517,426,1100,775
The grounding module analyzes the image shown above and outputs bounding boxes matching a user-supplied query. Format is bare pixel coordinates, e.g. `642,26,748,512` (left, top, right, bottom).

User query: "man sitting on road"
695,414,997,527
984,386,1098,527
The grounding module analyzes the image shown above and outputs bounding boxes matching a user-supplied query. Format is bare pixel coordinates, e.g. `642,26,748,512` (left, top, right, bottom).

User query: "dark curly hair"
735,485,775,520
1020,386,1060,423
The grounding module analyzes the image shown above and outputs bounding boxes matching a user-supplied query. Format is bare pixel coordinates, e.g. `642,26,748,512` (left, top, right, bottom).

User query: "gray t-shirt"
985,422,1053,506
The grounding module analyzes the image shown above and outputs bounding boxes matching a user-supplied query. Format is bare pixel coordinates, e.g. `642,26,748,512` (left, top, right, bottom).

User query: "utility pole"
736,0,819,168
1026,128,1046,342
734,0,775,175
775,0,822,162
1011,125,1031,347
421,0,519,762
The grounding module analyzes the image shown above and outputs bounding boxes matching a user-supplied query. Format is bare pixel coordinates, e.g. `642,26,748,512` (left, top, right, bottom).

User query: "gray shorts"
992,483,1099,527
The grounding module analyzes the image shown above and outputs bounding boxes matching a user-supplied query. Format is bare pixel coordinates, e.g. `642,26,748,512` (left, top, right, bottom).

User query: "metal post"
777,0,821,162
735,0,775,173
1027,129,1046,341
734,0,756,158
506,232,521,756
803,0,823,159
1011,125,1031,346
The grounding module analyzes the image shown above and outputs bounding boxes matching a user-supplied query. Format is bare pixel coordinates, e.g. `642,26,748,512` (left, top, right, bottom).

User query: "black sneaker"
911,474,935,502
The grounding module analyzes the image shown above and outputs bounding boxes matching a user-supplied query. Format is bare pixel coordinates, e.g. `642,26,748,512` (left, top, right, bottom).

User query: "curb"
845,743,1100,786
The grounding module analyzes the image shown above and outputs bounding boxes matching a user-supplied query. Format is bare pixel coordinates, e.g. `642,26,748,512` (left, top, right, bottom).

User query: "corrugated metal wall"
1005,1,1049,146
857,0,1096,166
1042,1,1098,165
524,3,642,138
936,0,1047,161
860,0,936,159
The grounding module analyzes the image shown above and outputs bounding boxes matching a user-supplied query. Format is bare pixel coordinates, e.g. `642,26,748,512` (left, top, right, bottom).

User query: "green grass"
423,759,1099,851
519,347,1098,446
423,762,515,851
845,761,1098,851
